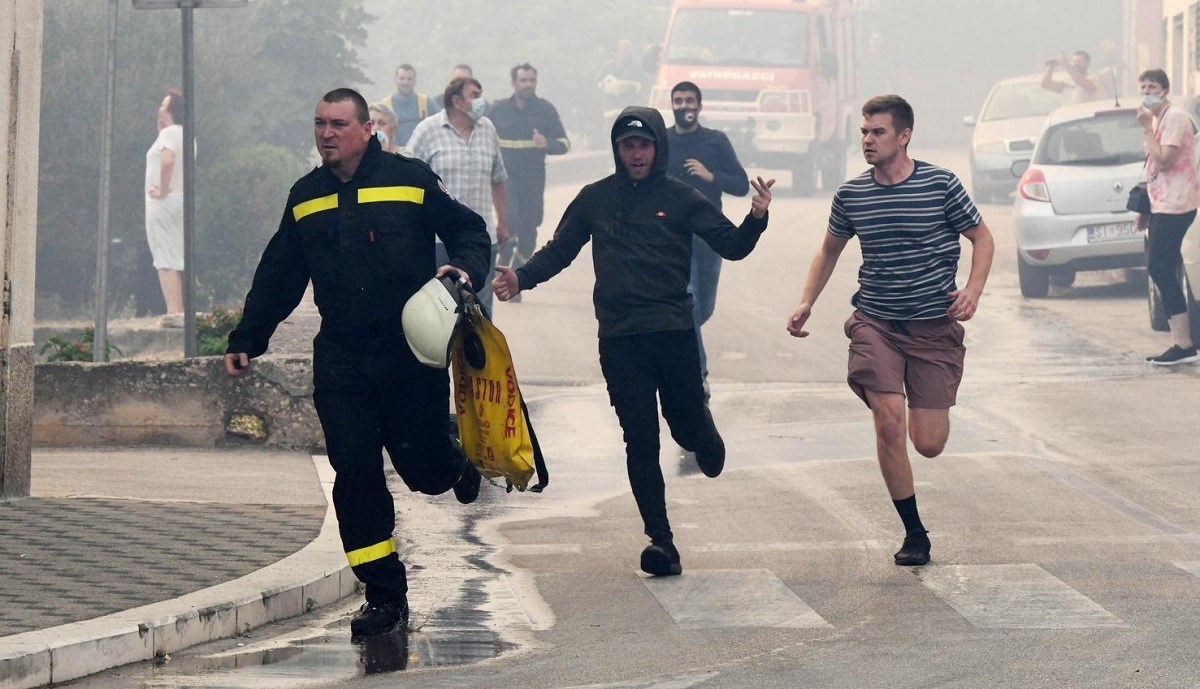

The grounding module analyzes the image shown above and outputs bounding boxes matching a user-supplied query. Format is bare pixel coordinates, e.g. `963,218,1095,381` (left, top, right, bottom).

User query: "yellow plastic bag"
450,305,547,492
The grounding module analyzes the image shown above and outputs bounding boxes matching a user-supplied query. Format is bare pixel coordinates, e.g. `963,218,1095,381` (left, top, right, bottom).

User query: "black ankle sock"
892,494,926,534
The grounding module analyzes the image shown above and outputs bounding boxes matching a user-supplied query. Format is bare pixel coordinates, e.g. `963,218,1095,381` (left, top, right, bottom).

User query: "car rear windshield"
1034,111,1144,166
981,82,1065,121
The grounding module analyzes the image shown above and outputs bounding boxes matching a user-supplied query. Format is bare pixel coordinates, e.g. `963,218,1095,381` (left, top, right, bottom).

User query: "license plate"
1085,221,1140,243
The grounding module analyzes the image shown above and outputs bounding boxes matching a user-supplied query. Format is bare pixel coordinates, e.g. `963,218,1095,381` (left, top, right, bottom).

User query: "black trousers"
498,178,545,268
1147,210,1197,317
598,329,719,542
312,333,466,604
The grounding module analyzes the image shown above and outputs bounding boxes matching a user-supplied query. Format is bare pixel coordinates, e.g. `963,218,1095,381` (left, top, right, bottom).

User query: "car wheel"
1049,269,1076,288
1147,270,1169,332
1183,265,1200,344
1017,254,1050,298
819,139,847,191
789,155,816,197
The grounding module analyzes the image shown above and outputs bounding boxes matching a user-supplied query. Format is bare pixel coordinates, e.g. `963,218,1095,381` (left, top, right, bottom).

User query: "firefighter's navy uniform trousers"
227,136,490,604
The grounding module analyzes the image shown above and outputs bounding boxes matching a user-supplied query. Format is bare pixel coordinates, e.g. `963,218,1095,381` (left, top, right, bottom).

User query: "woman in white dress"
145,88,186,327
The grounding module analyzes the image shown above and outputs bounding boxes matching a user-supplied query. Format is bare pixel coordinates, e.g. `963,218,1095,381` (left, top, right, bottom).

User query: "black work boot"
351,600,409,637
894,529,931,566
640,538,683,576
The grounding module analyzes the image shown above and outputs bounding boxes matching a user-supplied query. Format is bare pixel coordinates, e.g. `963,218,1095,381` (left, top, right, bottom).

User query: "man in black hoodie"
492,106,774,576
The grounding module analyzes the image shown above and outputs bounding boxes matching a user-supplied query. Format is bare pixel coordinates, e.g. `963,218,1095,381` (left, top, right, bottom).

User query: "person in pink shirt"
1137,68,1200,365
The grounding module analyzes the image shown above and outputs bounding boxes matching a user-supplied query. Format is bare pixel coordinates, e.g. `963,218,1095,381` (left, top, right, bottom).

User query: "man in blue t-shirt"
786,94,995,568
385,64,442,146
666,81,749,394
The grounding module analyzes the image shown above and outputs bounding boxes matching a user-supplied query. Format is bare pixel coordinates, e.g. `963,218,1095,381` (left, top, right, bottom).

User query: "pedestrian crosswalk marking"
692,540,885,553
554,673,716,688
641,569,830,629
918,564,1126,629
1173,561,1200,578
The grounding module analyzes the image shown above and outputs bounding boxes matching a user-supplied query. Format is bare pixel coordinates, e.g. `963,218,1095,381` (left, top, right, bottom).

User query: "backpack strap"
522,397,549,492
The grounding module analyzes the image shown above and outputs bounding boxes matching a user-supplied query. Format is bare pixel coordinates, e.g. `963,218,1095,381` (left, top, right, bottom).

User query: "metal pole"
93,0,119,362
181,4,197,357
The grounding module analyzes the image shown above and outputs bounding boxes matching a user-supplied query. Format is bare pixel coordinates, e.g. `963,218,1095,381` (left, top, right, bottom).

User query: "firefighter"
223,88,491,638
488,62,571,276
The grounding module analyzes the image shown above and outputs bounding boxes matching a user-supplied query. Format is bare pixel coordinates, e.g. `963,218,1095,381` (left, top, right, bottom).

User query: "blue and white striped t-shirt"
828,161,982,320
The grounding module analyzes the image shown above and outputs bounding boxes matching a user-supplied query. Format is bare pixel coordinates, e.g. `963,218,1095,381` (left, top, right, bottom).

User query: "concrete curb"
0,456,351,689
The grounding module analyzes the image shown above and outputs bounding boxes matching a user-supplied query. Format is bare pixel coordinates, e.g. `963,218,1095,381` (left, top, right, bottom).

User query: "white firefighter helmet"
402,276,463,368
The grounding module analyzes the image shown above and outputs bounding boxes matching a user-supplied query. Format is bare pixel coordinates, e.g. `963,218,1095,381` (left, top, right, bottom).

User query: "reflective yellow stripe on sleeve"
358,186,425,205
292,193,338,222
498,139,541,149
346,538,397,567
556,138,571,152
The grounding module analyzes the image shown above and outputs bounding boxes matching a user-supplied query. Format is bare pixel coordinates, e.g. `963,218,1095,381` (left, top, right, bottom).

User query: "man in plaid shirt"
407,76,508,312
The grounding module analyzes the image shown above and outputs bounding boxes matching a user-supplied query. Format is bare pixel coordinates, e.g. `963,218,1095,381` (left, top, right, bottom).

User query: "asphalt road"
70,147,1200,689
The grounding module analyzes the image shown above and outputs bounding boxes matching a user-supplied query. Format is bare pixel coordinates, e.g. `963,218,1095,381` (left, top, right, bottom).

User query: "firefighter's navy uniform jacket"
487,95,570,263
227,136,490,604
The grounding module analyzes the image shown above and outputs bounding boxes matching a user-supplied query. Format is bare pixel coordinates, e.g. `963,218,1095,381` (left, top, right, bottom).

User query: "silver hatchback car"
1013,102,1145,297
964,74,1064,203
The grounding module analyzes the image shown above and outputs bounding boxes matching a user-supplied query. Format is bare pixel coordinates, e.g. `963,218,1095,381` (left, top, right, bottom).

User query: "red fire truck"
649,0,858,192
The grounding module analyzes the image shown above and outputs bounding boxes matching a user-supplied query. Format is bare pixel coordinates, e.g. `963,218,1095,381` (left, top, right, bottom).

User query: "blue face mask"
375,129,389,147
467,96,487,121
1143,94,1164,109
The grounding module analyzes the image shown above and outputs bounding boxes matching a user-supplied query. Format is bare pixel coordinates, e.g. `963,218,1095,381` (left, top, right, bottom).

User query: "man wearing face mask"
665,81,749,395
407,76,508,312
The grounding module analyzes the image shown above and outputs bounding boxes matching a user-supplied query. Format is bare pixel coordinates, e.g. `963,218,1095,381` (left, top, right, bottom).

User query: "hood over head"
610,106,669,180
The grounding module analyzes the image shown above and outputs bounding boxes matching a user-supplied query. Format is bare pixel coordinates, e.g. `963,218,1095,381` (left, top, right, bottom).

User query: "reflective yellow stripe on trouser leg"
345,538,396,567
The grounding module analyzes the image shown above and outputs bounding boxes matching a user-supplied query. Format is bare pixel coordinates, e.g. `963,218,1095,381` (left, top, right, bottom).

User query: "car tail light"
1018,167,1051,202
1026,249,1050,260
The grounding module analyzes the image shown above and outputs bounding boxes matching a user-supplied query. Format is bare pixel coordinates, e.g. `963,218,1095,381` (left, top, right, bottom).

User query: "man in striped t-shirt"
786,94,994,567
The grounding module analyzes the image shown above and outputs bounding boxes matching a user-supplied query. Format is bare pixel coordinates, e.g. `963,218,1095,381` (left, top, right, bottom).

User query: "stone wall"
33,356,325,451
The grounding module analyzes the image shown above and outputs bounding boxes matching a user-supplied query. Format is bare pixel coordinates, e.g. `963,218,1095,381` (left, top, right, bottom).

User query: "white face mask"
1143,94,1164,109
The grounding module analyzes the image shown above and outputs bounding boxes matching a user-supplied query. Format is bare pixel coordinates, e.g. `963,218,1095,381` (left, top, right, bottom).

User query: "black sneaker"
640,539,683,576
693,409,725,478
894,529,931,566
447,435,481,504
1146,345,1199,366
351,600,409,637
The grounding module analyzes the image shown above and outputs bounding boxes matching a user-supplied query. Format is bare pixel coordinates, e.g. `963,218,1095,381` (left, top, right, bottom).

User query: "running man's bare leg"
865,390,913,499
908,407,950,458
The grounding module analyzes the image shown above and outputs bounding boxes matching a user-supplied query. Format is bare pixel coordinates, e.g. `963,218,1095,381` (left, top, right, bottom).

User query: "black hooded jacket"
514,106,768,338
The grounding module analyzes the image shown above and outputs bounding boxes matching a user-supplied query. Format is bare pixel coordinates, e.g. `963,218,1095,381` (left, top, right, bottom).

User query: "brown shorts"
844,310,965,409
